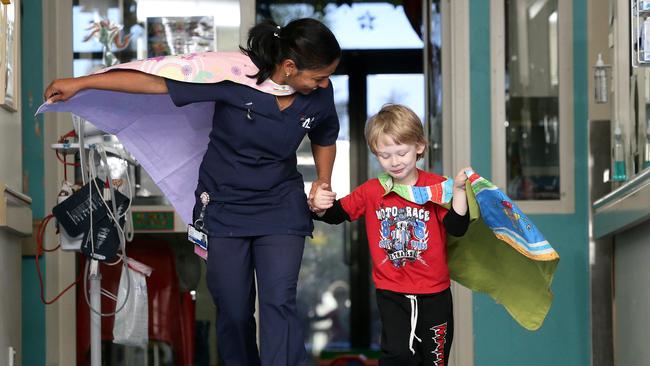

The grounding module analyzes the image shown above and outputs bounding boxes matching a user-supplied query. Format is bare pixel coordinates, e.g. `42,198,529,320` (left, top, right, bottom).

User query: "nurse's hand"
44,77,83,103
310,183,336,213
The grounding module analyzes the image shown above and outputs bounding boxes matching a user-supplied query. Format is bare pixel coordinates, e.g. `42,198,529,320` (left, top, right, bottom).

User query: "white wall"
614,221,650,366
0,3,23,365
0,229,22,366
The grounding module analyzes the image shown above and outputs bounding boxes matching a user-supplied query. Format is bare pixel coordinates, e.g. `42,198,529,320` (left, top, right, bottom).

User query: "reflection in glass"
426,0,443,175
263,3,422,50
297,76,352,356
505,0,560,200
367,74,426,180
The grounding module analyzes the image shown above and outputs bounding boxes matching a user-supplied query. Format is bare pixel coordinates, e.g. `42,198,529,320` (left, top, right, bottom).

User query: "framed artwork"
146,16,215,57
0,0,18,111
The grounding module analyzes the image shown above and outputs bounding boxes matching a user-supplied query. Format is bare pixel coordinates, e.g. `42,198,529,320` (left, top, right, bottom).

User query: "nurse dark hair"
240,18,342,84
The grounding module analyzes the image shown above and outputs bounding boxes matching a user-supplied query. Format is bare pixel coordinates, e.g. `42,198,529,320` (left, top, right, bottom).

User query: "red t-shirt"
340,170,450,294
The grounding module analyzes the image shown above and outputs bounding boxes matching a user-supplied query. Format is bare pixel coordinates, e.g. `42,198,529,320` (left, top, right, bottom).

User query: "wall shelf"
593,168,650,238
0,182,32,237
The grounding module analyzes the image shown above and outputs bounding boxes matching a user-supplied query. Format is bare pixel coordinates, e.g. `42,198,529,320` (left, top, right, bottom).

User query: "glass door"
297,75,352,356
257,0,443,357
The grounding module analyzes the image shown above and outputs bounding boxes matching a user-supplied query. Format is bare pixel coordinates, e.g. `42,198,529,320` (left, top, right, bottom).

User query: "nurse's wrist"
313,177,331,187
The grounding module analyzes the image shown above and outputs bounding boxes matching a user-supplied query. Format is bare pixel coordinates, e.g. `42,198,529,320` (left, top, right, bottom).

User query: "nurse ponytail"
241,18,341,84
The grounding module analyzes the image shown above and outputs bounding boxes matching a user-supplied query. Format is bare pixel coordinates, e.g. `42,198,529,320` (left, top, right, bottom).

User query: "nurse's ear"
280,59,298,78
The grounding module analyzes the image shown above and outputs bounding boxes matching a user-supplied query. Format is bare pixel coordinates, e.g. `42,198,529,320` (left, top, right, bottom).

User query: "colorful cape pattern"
378,170,560,330
37,52,295,224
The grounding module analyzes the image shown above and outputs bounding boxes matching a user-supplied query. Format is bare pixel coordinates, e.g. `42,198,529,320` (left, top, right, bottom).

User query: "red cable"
62,154,67,181
35,214,81,305
58,129,77,142
55,129,81,172
35,128,84,304
55,151,80,167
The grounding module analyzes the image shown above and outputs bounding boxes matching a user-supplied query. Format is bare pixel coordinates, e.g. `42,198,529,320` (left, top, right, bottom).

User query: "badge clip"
188,192,210,260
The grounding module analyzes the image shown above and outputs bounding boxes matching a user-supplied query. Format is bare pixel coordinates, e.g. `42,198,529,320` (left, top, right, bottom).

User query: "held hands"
308,179,328,211
44,77,83,104
308,182,336,215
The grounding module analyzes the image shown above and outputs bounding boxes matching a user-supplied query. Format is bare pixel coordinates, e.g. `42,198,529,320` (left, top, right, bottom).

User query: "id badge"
188,192,211,260
188,224,208,250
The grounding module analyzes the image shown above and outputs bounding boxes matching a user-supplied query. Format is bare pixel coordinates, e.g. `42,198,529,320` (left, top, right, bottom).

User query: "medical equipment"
47,114,142,366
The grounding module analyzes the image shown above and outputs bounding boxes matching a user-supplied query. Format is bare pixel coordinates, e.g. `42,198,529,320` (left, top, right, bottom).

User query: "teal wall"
470,0,590,365
22,0,46,365
469,0,492,179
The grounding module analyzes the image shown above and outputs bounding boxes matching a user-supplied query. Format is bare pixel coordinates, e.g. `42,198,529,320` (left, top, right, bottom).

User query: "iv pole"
89,265,102,366
77,119,103,366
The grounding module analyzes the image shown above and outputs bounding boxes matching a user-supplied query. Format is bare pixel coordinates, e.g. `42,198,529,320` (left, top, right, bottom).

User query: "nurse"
44,18,341,365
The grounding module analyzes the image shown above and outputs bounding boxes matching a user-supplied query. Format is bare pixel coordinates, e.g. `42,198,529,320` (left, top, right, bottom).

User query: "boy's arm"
44,70,168,103
313,180,369,225
444,167,471,236
443,206,469,237
313,200,350,225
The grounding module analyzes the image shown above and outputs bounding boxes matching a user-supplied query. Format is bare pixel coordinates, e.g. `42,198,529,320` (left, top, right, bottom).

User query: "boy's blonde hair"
365,104,427,160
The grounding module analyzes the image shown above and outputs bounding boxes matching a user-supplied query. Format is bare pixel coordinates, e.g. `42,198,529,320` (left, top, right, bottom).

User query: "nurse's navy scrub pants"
206,235,308,365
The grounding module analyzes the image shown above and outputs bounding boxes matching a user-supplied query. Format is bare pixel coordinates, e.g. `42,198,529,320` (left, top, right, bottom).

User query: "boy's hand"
451,167,472,216
453,167,471,192
309,183,336,213
308,178,329,205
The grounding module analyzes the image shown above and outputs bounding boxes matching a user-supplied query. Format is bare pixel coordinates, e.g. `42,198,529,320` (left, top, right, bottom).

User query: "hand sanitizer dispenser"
612,125,628,182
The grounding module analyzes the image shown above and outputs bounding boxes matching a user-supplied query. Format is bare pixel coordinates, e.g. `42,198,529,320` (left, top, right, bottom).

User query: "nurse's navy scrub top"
165,79,340,237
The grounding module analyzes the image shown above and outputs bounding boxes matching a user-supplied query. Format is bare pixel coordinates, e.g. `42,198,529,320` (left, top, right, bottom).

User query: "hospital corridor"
0,0,649,365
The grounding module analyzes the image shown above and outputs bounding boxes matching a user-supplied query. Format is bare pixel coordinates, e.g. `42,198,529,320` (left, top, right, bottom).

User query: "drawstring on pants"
405,295,422,354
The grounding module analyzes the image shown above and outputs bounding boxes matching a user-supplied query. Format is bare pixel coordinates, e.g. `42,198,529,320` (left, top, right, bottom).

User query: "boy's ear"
416,143,426,155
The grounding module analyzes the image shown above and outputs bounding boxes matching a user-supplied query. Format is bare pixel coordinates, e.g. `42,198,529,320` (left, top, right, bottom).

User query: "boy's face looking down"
374,135,425,186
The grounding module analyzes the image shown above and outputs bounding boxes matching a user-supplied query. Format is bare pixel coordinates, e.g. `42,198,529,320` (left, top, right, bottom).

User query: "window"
491,0,574,213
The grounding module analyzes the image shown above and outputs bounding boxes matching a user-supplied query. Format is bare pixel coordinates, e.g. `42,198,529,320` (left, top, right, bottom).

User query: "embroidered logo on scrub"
430,322,447,366
300,114,315,129
244,102,254,120
376,205,430,268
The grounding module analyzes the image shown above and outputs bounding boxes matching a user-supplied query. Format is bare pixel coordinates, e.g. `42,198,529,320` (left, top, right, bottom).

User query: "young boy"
311,104,470,365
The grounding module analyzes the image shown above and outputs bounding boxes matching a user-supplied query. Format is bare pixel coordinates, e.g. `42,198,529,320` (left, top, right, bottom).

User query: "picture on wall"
0,0,18,111
146,16,215,57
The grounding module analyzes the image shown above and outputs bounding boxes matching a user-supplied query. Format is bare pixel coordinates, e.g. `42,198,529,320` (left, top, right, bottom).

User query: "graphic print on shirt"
376,205,430,268
429,322,447,366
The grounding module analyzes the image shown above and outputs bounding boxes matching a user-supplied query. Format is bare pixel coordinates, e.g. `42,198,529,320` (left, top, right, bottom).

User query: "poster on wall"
0,0,18,111
146,16,215,57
